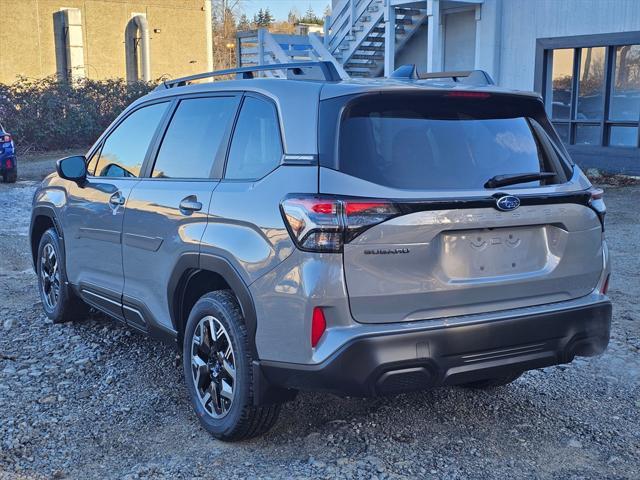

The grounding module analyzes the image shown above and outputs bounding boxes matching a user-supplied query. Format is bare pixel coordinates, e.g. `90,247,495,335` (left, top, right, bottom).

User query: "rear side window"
152,96,238,179
225,97,282,180
94,102,168,178
325,93,569,190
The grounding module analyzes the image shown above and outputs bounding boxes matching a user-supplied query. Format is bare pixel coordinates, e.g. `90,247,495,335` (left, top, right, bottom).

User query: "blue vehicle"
0,122,17,183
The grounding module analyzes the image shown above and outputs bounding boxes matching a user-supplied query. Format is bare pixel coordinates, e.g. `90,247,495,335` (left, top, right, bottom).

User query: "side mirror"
56,155,87,186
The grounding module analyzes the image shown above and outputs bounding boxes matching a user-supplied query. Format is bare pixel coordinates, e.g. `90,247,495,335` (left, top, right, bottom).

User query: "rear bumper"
259,300,612,397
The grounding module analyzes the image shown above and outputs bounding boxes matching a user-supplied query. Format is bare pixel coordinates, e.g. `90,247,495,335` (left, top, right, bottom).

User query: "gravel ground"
1,157,639,479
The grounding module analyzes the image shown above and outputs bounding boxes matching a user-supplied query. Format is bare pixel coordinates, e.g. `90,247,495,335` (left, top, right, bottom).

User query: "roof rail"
157,61,342,90
390,64,495,86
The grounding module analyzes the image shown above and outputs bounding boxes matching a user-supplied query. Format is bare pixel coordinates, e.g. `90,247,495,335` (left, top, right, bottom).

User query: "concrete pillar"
384,3,396,77
63,8,86,81
426,0,443,73
204,0,214,71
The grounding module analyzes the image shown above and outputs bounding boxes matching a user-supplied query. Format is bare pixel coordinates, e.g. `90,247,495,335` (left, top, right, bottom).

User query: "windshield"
322,93,570,191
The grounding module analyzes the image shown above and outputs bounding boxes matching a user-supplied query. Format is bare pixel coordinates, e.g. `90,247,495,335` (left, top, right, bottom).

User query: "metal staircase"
236,0,429,79
327,0,428,77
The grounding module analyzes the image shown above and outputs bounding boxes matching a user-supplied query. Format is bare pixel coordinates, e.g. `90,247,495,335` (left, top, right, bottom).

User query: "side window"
225,97,282,180
152,96,237,179
94,102,169,178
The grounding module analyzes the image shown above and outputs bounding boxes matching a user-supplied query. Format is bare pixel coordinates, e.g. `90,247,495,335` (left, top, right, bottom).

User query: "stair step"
367,6,379,12
364,36,385,43
358,45,385,51
396,8,423,16
396,17,413,25
351,53,384,60
372,25,406,35
352,25,364,32
345,59,377,66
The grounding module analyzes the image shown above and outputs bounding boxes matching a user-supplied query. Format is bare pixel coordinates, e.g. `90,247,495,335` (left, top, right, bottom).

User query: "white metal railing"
325,0,380,54
308,33,349,79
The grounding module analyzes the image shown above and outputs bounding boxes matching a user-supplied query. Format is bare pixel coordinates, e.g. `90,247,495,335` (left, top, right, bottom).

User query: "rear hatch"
318,90,604,323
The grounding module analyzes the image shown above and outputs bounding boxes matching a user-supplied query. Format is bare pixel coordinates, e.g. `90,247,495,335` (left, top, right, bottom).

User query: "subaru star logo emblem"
496,195,521,211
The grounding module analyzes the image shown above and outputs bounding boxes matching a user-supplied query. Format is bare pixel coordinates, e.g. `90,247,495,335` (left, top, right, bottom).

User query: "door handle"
109,191,125,207
179,195,202,214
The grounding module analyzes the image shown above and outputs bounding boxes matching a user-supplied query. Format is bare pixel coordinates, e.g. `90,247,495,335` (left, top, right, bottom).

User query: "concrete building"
239,0,640,173
0,0,214,84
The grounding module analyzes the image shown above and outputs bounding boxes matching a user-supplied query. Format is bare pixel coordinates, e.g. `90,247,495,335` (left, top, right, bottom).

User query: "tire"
460,372,523,389
37,228,89,323
183,290,281,441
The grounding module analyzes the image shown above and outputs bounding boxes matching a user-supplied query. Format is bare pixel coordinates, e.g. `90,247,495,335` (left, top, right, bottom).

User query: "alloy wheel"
191,315,237,419
40,243,60,310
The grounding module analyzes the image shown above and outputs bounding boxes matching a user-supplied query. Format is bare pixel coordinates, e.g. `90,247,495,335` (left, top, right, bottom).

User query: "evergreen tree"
253,8,265,27
287,7,300,25
263,7,274,26
237,13,250,31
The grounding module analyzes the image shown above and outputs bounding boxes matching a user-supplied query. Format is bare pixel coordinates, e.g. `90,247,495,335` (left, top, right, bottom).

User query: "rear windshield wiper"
484,172,556,189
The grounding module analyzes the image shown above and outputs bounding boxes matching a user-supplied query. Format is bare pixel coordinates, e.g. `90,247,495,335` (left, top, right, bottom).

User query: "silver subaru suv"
30,62,612,441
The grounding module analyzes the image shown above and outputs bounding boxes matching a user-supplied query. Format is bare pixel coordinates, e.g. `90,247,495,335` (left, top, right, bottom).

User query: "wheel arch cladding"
169,252,259,356
30,208,62,270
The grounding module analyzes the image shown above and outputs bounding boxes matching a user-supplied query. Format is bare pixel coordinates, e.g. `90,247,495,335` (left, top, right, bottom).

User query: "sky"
241,0,332,21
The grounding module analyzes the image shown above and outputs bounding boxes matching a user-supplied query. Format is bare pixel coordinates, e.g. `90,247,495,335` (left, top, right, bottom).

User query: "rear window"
321,93,571,190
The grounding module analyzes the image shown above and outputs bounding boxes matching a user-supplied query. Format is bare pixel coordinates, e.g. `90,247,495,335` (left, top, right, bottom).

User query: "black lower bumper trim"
259,301,612,397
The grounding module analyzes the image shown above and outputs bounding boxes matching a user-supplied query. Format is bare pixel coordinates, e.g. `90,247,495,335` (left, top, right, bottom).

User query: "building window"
543,44,640,148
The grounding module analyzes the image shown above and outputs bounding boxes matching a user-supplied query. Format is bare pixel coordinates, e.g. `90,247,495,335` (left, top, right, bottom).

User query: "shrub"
0,77,155,153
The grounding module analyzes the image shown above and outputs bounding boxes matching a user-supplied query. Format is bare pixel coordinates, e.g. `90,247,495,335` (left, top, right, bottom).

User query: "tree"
237,13,250,31
287,7,300,25
263,8,274,26
300,6,323,25
253,8,264,27
253,7,274,28
211,0,242,69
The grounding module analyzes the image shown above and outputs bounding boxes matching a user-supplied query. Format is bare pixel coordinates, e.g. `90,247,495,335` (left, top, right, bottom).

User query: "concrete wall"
444,9,476,71
496,0,640,90
396,23,428,72
0,0,210,84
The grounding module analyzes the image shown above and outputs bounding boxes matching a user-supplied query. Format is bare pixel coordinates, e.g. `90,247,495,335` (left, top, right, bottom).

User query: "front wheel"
183,290,281,441
37,228,88,323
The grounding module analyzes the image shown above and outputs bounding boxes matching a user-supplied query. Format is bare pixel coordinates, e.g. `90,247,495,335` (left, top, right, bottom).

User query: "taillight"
311,307,326,347
280,195,399,252
5,158,12,169
1,134,11,143
588,186,606,230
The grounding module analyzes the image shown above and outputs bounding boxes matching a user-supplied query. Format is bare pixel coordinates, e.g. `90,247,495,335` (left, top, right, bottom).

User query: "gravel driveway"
1,159,639,479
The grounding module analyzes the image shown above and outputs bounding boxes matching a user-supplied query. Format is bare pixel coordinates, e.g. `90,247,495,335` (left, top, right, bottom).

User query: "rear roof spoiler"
390,65,495,86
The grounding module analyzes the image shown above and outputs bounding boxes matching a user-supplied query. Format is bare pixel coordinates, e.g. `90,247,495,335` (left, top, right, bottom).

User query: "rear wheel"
183,290,281,441
37,228,89,323
4,168,17,183
460,372,523,389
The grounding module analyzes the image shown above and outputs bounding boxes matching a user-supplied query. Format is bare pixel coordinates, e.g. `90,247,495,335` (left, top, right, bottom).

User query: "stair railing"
326,0,378,55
